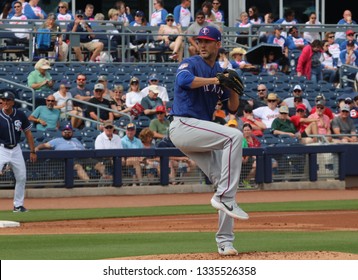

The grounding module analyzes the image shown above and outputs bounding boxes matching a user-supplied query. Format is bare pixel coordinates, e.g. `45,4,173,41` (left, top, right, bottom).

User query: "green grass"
1,200,358,223
1,231,357,260
1,199,357,259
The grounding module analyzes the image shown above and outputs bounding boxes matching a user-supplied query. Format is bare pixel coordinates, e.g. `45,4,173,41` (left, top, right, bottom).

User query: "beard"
62,134,72,140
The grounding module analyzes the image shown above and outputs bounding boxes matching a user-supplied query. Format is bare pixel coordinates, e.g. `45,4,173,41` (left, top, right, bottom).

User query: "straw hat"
229,47,246,58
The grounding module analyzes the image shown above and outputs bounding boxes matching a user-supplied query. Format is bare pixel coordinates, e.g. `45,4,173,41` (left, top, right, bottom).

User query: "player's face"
1,99,14,110
197,39,220,60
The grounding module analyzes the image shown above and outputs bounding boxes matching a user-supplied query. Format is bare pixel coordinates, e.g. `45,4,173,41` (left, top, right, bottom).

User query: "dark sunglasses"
166,19,174,22
297,109,305,112
317,106,325,110
267,100,276,103
46,100,55,102
294,89,302,92
131,81,139,84
257,89,266,92
58,6,65,9
95,89,103,92
345,100,352,104
104,126,114,129
328,36,335,38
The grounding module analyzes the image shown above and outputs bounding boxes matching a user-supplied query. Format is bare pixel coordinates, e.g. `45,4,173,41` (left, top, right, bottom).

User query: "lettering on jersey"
178,63,189,70
14,120,22,132
203,84,223,96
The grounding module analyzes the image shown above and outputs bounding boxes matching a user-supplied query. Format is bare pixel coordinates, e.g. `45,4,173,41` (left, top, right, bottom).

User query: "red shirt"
241,117,264,137
246,136,261,148
290,115,308,133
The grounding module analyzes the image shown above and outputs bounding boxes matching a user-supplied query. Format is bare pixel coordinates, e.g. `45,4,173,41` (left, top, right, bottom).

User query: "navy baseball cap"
2,91,15,100
197,26,221,42
62,124,73,131
135,11,144,17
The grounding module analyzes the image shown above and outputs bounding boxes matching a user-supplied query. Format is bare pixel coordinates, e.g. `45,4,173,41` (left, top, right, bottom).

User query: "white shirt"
125,91,145,108
8,14,29,39
141,85,169,102
95,132,122,149
253,106,279,128
53,91,73,113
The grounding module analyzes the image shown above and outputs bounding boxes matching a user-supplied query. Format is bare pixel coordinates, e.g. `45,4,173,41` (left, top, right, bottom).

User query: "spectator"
83,3,94,20
259,13,274,43
321,40,339,83
262,51,279,75
125,77,145,109
39,13,69,62
339,30,358,51
286,26,309,51
229,47,256,75
339,40,358,67
303,12,321,43
138,127,160,180
7,1,30,47
96,75,113,101
56,1,74,32
241,122,261,187
173,0,191,27
308,100,333,142
27,58,54,93
253,84,268,108
35,124,91,182
290,104,318,144
275,8,298,38
217,48,233,70
202,1,216,23
271,105,298,138
211,0,224,24
235,12,251,46
248,6,263,25
149,105,170,142
115,1,132,26
157,13,184,62
310,94,334,120
1,2,12,19
8,0,28,18
94,119,122,179
331,104,357,143
87,83,114,130
350,94,358,126
70,74,92,128
129,10,148,26
253,93,280,128
110,84,130,119
150,0,168,26
105,8,122,51
325,32,342,68
296,39,323,82
121,123,144,186
212,100,227,124
282,85,312,111
28,94,60,131
140,85,164,120
53,79,79,127
66,10,104,62
186,11,219,56
141,73,169,106
240,104,266,137
267,26,289,72
335,10,356,45
23,0,47,20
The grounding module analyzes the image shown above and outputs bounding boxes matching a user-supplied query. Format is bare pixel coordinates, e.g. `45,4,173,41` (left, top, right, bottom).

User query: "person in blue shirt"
23,0,47,20
28,94,60,131
35,124,90,181
121,122,143,185
169,26,249,257
340,40,358,67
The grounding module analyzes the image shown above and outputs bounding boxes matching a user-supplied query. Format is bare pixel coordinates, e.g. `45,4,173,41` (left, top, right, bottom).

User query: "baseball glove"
216,69,244,96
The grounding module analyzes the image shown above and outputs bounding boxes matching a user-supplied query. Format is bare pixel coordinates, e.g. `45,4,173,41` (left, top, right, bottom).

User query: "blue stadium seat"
135,115,151,128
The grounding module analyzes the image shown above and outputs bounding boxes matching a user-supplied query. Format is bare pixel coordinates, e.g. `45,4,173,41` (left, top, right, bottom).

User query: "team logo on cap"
201,27,210,35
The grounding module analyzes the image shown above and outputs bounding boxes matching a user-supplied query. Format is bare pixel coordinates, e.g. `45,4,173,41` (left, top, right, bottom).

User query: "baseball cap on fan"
197,26,221,42
2,91,15,101
62,123,73,131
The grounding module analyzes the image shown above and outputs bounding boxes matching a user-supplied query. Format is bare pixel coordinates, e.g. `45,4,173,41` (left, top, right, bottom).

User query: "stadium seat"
261,134,280,147
135,115,151,128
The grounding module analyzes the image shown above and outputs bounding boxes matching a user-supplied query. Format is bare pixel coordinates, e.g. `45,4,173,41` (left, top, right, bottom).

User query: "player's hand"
30,152,37,163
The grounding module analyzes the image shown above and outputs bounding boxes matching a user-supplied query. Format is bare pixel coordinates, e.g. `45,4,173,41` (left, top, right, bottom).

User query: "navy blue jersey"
0,109,32,146
171,55,230,121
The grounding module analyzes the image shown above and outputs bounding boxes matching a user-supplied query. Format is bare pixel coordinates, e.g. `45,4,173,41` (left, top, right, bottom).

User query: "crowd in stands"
1,2,358,186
